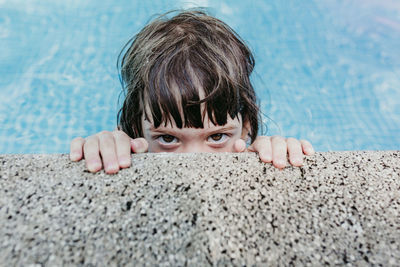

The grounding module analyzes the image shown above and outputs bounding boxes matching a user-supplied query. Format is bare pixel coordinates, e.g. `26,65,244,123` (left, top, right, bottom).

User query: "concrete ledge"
0,151,399,265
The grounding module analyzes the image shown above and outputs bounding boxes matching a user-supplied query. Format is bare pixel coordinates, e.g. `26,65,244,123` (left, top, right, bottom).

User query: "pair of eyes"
156,133,229,145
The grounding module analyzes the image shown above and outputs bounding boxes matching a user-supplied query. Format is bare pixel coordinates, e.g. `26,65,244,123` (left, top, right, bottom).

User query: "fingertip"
105,163,120,174
118,156,131,168
303,147,314,156
131,139,142,153
301,140,315,155
131,138,148,153
234,139,246,152
290,159,303,167
306,147,315,155
289,155,303,166
259,153,272,163
69,152,81,162
273,159,286,169
70,137,84,161
87,160,102,173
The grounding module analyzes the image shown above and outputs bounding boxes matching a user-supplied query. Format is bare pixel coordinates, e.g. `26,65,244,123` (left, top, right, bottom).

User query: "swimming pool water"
1,0,399,153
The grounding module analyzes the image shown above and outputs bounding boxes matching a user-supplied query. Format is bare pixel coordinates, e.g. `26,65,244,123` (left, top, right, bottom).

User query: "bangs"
144,47,243,129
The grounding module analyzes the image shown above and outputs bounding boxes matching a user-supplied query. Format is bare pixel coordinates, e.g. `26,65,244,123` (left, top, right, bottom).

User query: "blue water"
1,0,399,153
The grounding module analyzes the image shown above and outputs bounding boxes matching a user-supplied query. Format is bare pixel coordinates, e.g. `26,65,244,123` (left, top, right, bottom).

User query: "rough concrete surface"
0,151,399,266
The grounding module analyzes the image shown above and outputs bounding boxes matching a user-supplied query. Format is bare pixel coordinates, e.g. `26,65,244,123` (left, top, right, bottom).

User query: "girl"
70,10,314,174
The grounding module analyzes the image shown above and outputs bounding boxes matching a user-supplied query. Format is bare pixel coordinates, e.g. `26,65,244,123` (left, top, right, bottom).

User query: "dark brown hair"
118,10,260,142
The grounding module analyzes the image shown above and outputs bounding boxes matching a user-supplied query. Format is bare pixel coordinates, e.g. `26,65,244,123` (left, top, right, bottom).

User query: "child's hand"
70,130,148,174
70,132,313,174
242,136,314,169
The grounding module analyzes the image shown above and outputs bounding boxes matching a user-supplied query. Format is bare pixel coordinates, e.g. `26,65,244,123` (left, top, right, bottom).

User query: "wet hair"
118,9,260,142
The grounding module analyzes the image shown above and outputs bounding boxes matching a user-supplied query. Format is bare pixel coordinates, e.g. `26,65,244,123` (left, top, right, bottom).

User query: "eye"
157,134,179,145
207,133,228,144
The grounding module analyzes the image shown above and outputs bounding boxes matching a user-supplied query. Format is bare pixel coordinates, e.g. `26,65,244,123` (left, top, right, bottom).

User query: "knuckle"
271,135,283,141
287,137,299,144
113,130,128,139
98,130,111,138
272,135,286,144
255,136,270,144
85,135,99,144
135,137,146,144
71,137,84,147
72,136,84,143
301,139,311,146
83,139,93,150
83,137,99,153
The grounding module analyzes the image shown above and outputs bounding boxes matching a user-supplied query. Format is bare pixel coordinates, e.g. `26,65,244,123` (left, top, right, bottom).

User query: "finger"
300,140,315,155
70,137,85,161
233,139,246,152
271,136,287,169
97,131,120,174
83,135,103,173
247,136,272,163
131,138,149,153
113,130,132,168
287,137,303,166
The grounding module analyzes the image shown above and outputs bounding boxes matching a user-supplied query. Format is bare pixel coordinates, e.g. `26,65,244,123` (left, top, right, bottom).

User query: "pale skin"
70,112,314,174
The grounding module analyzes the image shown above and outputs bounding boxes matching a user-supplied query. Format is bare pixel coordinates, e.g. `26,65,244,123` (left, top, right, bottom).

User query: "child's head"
118,10,260,151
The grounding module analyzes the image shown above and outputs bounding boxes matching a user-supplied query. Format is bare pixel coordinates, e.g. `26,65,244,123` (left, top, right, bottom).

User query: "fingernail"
132,139,141,148
235,139,246,152
132,139,145,153
87,160,101,172
106,163,119,173
307,147,315,154
262,154,272,162
70,153,79,161
275,160,286,167
292,159,303,166
119,156,131,167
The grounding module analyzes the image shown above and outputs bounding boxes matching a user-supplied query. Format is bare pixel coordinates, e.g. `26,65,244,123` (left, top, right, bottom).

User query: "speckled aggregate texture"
0,152,399,266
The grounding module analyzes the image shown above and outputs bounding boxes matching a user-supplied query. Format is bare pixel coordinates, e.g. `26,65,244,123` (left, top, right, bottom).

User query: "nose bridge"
180,140,211,153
